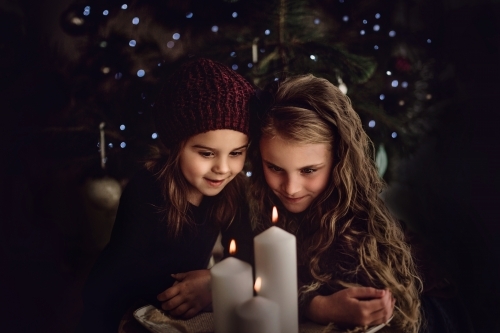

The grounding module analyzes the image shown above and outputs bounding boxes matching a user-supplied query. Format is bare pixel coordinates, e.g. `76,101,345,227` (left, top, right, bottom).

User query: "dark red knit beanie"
153,58,255,148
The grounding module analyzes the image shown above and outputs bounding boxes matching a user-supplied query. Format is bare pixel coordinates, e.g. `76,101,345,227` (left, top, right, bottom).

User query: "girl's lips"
205,178,225,187
281,195,305,203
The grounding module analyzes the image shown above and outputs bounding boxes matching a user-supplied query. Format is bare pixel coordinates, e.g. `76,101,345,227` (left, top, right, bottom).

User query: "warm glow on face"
272,206,278,223
254,277,262,293
229,239,236,255
179,130,248,206
260,135,333,213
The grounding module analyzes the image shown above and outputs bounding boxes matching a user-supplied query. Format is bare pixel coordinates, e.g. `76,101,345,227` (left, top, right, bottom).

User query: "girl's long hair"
249,74,422,332
145,140,247,238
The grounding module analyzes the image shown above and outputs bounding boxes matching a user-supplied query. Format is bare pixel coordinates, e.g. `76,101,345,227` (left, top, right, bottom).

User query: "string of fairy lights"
70,1,435,164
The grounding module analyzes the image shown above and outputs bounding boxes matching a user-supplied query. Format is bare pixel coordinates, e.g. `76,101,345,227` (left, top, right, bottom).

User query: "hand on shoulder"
306,286,395,327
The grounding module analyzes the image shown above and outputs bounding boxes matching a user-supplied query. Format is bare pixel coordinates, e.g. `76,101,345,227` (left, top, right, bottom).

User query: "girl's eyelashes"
265,163,317,174
198,150,246,158
301,168,316,174
198,151,215,158
229,150,245,157
266,164,283,172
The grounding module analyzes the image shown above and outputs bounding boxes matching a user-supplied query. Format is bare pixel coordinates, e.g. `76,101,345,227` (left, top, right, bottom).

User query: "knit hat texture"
153,58,254,148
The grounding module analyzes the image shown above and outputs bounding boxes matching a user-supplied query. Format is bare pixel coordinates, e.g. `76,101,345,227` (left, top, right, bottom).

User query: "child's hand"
156,269,212,319
306,287,395,327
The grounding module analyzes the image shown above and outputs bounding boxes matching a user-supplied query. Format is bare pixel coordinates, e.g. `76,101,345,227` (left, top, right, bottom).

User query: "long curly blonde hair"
249,74,422,332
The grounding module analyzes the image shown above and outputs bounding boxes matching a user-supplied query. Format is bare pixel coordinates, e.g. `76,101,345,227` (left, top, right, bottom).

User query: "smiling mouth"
281,195,305,203
205,178,225,187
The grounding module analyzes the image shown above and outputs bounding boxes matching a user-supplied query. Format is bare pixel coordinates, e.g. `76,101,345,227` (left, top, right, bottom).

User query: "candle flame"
229,239,236,255
272,206,278,223
254,277,262,293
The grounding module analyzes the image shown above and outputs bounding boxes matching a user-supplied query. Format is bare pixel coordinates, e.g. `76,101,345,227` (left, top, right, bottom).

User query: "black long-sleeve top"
79,168,254,333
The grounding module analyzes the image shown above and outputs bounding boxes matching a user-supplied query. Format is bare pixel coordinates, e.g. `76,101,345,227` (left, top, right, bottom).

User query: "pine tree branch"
279,0,288,72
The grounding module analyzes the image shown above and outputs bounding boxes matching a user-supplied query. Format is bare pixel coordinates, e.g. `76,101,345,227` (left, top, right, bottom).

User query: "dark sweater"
79,168,253,333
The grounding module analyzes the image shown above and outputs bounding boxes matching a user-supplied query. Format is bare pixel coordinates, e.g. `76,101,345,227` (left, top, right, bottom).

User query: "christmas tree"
54,0,440,182
0,0,445,260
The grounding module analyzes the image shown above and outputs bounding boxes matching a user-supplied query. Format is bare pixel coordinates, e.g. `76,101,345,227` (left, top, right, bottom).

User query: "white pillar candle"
235,277,280,333
254,207,298,333
211,240,253,333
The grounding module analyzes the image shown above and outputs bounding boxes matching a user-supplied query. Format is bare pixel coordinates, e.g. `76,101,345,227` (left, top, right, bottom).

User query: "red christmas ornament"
395,57,412,72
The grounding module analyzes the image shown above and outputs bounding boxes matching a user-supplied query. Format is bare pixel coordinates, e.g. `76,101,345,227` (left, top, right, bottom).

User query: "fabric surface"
124,304,396,333
79,168,254,333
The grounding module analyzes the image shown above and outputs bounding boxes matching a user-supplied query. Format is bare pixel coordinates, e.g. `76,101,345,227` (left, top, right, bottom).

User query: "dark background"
1,0,500,332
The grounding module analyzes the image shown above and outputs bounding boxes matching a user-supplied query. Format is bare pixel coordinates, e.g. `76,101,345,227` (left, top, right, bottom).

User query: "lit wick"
272,206,278,224
254,277,262,293
229,239,237,255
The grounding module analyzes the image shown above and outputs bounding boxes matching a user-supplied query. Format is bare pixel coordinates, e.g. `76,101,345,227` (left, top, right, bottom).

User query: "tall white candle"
211,240,253,333
235,277,280,333
254,207,298,333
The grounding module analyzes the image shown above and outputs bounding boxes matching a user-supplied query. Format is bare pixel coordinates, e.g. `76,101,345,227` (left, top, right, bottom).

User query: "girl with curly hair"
249,74,422,332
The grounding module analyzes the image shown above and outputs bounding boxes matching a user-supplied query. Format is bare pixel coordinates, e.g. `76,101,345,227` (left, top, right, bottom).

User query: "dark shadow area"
383,2,500,332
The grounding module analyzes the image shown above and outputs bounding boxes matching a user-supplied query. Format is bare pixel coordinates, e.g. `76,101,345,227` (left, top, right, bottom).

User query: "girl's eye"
267,164,283,172
301,168,316,174
229,151,244,157
199,151,214,158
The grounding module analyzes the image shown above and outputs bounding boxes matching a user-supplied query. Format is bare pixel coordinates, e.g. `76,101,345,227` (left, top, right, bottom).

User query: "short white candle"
254,207,298,333
211,240,253,333
235,277,280,333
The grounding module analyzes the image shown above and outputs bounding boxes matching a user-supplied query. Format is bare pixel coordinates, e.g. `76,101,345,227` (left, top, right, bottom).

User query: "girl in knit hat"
80,58,255,333
249,74,422,333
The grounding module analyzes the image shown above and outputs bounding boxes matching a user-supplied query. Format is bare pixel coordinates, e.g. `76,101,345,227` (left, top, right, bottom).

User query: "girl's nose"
283,176,301,197
212,157,230,174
